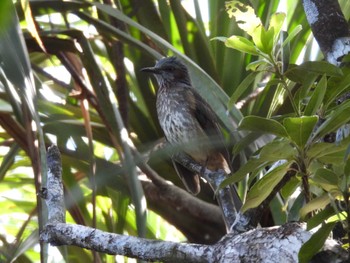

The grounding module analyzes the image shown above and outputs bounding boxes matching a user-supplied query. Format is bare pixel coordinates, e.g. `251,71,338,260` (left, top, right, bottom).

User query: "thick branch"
303,0,350,65
41,223,211,262
40,145,347,262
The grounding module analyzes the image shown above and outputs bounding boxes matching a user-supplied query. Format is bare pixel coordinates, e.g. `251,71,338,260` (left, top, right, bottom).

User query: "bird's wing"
185,88,232,171
172,159,201,195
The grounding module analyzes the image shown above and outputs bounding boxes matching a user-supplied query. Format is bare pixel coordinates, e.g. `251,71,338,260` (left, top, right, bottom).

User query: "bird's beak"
140,67,160,74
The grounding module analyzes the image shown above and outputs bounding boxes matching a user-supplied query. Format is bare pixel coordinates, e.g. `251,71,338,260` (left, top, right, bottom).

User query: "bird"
141,56,240,204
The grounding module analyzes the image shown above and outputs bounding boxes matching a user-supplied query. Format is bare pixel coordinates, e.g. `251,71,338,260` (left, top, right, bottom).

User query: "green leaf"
241,161,291,212
222,140,296,189
304,75,327,116
261,26,274,54
259,140,297,162
283,116,318,148
312,168,339,192
224,35,259,55
268,12,286,45
285,61,343,84
282,25,302,48
312,100,350,140
281,176,301,199
324,70,350,108
220,158,268,187
299,222,336,263
251,25,267,53
306,206,335,230
238,116,289,138
300,194,330,219
308,135,350,160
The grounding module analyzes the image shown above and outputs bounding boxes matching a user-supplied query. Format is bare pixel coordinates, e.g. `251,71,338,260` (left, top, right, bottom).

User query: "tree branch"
40,145,347,262
302,0,350,65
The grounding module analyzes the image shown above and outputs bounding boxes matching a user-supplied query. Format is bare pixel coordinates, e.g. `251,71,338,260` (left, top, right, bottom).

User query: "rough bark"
302,0,350,65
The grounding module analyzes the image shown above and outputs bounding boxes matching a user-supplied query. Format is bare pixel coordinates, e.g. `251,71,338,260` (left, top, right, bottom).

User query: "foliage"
218,1,350,261
0,0,349,262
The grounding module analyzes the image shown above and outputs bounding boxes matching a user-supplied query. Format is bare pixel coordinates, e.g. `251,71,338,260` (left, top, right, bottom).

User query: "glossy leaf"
306,206,335,230
238,116,289,137
300,194,330,219
308,135,350,160
269,12,286,45
220,35,259,56
283,116,318,148
285,61,343,84
312,168,339,192
312,100,350,140
259,140,297,161
299,222,336,263
241,161,291,212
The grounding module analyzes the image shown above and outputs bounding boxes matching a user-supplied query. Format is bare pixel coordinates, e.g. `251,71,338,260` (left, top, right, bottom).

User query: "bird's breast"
156,90,208,162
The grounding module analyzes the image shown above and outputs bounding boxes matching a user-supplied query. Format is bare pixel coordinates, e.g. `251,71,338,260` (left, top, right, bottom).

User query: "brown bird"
141,57,238,200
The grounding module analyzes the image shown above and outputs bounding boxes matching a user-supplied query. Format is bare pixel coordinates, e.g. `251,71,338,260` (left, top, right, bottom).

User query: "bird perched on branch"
141,57,240,203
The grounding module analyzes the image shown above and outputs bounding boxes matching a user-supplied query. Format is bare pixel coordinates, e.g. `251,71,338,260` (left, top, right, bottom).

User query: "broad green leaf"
318,151,350,165
300,194,330,219
312,168,339,192
312,100,350,140
241,161,291,212
259,140,297,162
238,116,289,138
260,26,274,54
222,35,259,55
288,193,305,222
280,176,301,199
283,116,318,148
299,222,336,263
220,157,269,187
304,75,327,116
306,206,335,230
285,64,318,92
324,70,350,108
251,25,266,53
285,61,343,84
268,12,286,45
308,135,350,160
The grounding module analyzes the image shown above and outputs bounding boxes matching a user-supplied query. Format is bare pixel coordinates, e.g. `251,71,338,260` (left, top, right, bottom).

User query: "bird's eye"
166,66,175,71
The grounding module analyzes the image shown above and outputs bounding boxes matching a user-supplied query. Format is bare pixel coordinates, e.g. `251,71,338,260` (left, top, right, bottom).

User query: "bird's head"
141,56,191,86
